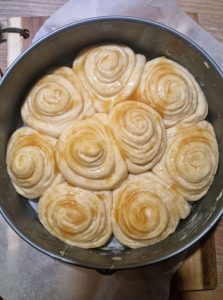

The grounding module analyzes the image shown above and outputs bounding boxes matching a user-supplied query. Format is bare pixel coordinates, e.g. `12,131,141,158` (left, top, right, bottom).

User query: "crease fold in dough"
38,182,112,248
136,57,208,127
109,100,166,173
21,66,95,138
112,172,190,248
153,121,219,201
6,127,61,199
73,44,146,113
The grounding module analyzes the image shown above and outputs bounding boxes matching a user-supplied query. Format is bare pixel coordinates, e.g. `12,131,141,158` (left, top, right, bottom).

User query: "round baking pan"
0,17,223,272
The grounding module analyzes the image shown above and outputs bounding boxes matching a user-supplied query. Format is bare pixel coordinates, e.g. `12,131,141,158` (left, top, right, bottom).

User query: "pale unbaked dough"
6,44,219,249
38,182,112,248
136,57,208,127
56,113,128,190
6,127,62,199
153,121,219,201
21,66,95,138
109,100,166,173
73,44,146,113
112,172,191,248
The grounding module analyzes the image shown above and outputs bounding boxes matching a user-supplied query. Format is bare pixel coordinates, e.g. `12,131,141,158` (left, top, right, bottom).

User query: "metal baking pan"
0,17,223,273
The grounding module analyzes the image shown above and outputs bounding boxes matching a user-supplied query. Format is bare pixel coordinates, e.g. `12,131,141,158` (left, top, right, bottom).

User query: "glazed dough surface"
6,45,219,250
38,182,112,248
73,44,146,112
112,172,191,248
136,57,208,127
109,100,166,173
6,127,61,199
56,113,128,190
153,121,219,201
21,67,95,138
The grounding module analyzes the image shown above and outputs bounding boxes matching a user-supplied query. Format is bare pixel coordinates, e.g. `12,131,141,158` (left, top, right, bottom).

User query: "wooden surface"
0,1,223,300
171,225,223,300
175,230,217,291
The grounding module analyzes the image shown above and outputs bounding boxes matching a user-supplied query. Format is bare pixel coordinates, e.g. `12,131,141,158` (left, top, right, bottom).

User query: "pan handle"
0,27,30,81
0,27,30,40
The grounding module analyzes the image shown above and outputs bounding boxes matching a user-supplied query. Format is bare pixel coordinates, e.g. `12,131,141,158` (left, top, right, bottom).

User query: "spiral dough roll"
6,127,61,199
109,101,166,173
21,67,95,138
136,57,208,127
38,182,112,248
112,172,190,248
56,113,128,190
153,121,219,201
72,44,146,113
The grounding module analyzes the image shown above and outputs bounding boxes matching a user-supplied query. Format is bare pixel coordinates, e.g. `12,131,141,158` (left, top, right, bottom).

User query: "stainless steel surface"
0,213,184,300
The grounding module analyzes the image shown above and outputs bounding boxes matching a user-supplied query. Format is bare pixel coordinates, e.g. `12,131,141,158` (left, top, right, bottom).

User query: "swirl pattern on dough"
56,114,128,190
112,172,190,248
153,121,219,201
136,57,208,127
6,43,219,250
109,101,166,173
6,127,60,199
72,44,146,113
38,182,112,248
21,67,95,138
